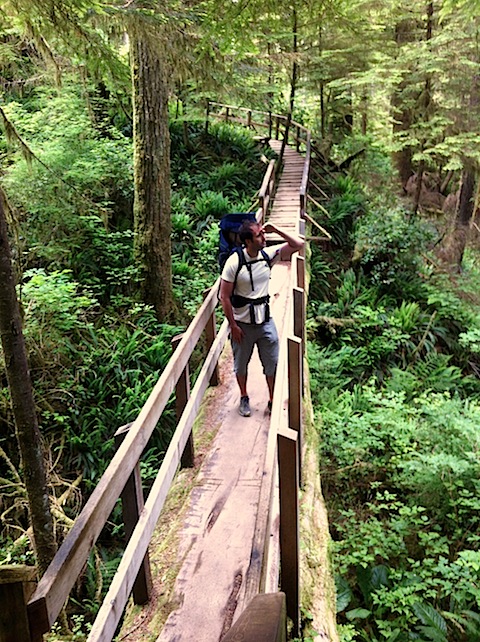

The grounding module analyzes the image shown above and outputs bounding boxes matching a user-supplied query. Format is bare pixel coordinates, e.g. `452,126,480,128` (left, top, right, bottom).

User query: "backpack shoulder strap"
260,248,272,268
232,247,245,290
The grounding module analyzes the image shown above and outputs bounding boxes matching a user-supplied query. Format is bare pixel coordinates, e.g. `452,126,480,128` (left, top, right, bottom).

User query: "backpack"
218,212,272,323
218,212,257,271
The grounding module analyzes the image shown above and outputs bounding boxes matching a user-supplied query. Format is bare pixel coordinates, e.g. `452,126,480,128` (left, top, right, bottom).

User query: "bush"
353,207,435,300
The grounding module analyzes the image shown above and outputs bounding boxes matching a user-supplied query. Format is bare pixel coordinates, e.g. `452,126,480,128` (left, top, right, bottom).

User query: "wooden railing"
207,101,310,154
2,107,310,642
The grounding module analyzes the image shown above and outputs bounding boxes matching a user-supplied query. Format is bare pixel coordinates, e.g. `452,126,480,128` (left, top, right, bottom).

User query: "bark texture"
0,197,56,576
131,34,174,319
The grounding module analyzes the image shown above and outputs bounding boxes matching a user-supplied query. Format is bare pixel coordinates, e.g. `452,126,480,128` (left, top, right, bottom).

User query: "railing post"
295,255,305,291
295,254,305,290
275,116,280,140
268,111,272,138
0,565,39,642
293,287,305,348
247,110,252,128
288,336,303,486
203,288,219,386
172,334,194,468
277,427,300,637
225,106,230,122
222,593,287,642
296,125,300,152
205,100,210,134
298,217,306,243
114,425,153,605
300,191,305,218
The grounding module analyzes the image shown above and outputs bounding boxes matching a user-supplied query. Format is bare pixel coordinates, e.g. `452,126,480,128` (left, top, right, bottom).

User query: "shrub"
353,207,434,300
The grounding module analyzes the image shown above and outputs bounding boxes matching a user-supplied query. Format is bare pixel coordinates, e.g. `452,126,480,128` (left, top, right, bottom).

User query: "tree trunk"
280,5,298,164
131,34,174,320
438,163,477,268
392,19,416,189
412,3,434,218
0,195,56,577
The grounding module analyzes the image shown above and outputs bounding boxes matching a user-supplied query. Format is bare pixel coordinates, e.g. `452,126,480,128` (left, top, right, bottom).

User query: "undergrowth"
307,151,480,641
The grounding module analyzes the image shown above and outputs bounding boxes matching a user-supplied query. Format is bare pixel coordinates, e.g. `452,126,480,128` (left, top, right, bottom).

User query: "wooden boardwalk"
267,140,305,240
145,143,305,642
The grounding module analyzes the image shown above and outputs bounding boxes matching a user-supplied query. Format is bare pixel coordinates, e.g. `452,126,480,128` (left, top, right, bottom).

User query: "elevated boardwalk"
153,142,305,641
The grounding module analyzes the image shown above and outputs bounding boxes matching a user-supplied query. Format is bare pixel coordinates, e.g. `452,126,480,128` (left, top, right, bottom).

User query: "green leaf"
335,575,353,612
413,602,447,635
346,608,371,621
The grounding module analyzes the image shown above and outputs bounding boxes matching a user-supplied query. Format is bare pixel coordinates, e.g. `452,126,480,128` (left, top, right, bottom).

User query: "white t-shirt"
221,245,283,323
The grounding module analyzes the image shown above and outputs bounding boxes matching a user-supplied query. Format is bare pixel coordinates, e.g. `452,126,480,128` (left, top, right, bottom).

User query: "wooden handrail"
27,284,223,637
87,320,230,642
207,101,310,152
258,159,276,223
300,132,311,218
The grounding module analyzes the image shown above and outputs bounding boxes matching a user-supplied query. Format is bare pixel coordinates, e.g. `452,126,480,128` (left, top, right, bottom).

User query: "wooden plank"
86,321,230,642
277,427,300,637
114,426,152,605
27,284,223,636
0,566,37,642
222,593,286,642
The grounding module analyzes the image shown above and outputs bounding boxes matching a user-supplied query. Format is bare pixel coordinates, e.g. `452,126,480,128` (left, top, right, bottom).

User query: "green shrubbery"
307,153,480,641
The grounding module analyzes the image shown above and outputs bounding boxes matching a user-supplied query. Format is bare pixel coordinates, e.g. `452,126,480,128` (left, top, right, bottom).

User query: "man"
219,220,304,417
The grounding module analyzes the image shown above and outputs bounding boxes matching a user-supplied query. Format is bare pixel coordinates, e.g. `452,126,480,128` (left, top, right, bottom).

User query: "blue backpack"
218,212,257,271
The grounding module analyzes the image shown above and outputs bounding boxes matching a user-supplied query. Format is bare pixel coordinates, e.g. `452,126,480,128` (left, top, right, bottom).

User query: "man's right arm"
220,278,244,343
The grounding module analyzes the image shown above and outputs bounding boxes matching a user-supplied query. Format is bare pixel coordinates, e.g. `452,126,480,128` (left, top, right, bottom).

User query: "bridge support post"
114,425,153,605
203,288,219,386
0,565,39,642
288,336,303,486
172,334,195,468
277,427,300,637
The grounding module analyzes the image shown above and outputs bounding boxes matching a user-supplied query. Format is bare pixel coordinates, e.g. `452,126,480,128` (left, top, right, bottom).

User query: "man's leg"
266,375,275,401
232,322,255,416
257,319,279,407
236,374,248,397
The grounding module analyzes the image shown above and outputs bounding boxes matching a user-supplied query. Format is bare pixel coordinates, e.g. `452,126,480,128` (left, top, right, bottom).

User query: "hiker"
219,220,304,417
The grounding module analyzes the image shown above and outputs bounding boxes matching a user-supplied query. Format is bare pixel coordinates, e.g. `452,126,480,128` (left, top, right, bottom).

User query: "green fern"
412,602,448,642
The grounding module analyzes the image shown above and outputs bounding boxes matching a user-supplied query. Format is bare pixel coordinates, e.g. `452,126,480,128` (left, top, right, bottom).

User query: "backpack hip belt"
230,294,270,324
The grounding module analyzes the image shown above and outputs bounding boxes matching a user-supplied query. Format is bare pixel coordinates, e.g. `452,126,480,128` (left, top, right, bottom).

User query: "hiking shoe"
267,400,272,414
239,396,251,417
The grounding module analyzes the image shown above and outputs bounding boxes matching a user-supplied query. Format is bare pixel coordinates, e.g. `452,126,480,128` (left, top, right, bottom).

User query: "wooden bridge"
1,105,337,642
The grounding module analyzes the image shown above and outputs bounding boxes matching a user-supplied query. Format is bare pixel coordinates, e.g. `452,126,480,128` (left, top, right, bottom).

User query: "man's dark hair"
239,219,258,244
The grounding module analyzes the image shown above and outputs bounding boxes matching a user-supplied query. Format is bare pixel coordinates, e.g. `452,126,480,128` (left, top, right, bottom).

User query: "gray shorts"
231,319,279,377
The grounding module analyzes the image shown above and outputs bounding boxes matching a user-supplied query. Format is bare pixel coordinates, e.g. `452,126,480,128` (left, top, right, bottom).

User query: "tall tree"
130,27,174,318
0,193,57,576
